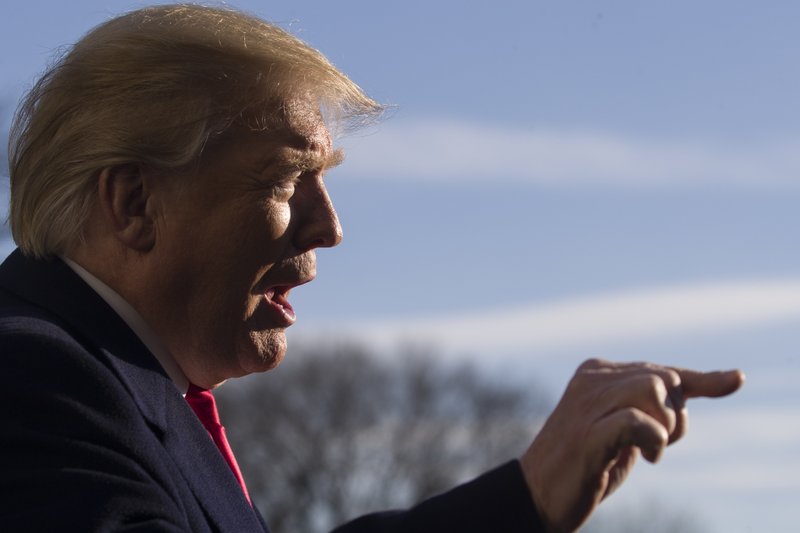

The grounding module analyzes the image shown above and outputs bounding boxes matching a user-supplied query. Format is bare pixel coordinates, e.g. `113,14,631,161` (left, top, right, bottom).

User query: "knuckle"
578,358,605,371
620,406,643,426
570,363,604,392
664,368,681,388
647,374,668,399
643,373,662,388
631,373,666,402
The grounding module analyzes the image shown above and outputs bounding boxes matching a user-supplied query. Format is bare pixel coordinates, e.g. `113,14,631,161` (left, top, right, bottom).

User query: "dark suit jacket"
0,249,543,532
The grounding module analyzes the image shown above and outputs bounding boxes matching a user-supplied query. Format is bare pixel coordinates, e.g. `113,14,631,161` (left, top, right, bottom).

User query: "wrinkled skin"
145,105,344,388
75,101,344,389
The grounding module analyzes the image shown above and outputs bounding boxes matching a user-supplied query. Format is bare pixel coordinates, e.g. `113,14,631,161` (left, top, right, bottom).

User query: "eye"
265,174,301,199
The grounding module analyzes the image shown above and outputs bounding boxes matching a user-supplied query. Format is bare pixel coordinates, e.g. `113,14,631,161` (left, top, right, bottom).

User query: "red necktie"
185,384,251,503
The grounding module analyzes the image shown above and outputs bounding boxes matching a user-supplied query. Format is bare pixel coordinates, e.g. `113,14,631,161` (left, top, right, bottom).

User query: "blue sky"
2,1,799,531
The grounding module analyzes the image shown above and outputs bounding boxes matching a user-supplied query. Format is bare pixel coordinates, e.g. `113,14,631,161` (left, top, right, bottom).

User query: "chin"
239,330,288,374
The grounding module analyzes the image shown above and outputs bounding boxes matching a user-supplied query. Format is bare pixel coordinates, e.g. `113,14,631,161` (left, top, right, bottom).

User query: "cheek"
262,202,292,241
228,201,290,249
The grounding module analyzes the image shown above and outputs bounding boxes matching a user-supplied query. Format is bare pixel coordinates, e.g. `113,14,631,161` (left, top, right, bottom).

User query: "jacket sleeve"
331,460,546,533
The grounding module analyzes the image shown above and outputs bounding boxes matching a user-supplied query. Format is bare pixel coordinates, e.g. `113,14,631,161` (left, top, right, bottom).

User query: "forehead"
279,99,333,148
205,103,335,169
275,107,334,163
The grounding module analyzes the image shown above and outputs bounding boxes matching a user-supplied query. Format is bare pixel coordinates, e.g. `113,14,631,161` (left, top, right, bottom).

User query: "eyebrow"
280,147,345,173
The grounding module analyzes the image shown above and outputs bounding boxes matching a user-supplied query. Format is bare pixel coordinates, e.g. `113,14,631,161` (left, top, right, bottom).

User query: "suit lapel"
0,250,268,533
107,341,266,533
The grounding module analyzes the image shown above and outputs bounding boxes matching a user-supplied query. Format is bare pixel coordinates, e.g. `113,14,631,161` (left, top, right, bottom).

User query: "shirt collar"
61,256,190,395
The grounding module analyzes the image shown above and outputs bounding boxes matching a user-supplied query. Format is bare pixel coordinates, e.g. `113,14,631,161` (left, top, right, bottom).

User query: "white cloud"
338,119,800,187
298,280,800,355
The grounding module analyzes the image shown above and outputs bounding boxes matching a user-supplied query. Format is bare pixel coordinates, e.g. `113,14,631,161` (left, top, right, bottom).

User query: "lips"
260,271,315,328
264,286,297,326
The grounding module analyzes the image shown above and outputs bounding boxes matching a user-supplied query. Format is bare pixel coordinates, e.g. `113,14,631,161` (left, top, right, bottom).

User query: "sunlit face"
147,104,343,387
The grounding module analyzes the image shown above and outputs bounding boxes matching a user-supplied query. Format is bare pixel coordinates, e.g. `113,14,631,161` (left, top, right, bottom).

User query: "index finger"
674,368,745,399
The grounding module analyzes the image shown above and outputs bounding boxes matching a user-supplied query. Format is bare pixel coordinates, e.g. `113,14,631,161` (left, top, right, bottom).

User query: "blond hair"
8,4,382,258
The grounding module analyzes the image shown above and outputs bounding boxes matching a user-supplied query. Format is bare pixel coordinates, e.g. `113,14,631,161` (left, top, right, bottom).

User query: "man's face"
148,104,343,387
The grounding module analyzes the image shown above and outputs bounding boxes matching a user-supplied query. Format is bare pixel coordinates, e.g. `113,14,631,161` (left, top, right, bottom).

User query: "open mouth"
264,286,297,325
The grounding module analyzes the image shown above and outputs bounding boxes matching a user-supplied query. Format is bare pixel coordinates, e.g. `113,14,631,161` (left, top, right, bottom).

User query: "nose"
293,177,343,252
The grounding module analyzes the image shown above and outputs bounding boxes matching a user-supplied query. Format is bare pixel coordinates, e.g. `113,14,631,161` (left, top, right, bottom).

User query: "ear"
96,165,156,252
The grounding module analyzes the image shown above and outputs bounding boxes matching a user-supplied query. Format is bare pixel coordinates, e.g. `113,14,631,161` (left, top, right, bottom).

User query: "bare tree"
217,342,548,533
217,342,712,532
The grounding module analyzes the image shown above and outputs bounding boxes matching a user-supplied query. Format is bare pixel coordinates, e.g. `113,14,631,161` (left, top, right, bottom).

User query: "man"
0,4,743,532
